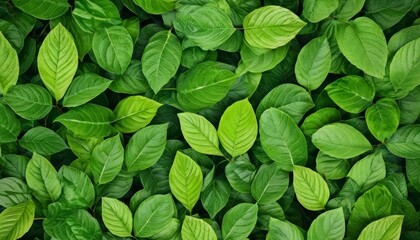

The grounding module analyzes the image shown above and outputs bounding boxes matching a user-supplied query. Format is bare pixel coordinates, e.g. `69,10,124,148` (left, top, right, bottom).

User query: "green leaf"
72,0,121,33
333,0,365,21
0,32,19,94
218,99,258,158
169,151,203,212
293,165,330,211
406,159,420,192
225,157,255,193
251,163,289,204
4,84,52,120
176,61,237,112
366,98,400,142
301,107,341,136
307,208,345,240
0,103,21,143
222,203,258,240
178,112,223,156
0,200,35,240
149,218,180,239
0,155,28,180
26,152,62,202
182,216,217,240
12,0,68,20
267,218,304,240
37,23,78,101
388,25,420,56
174,6,235,50
201,178,230,219
358,215,404,240
303,0,338,23
133,0,176,14
109,60,149,94
63,73,112,107
365,0,413,30
92,26,133,75
260,108,307,171
336,17,387,78
54,103,115,138
113,95,162,133
142,30,181,93
90,135,124,184
295,36,331,90
19,126,68,155
102,197,133,237
325,75,375,114
243,6,306,49
125,123,168,171
312,123,372,159
0,177,32,208
316,152,350,180
386,125,420,159
58,166,95,208
133,194,174,238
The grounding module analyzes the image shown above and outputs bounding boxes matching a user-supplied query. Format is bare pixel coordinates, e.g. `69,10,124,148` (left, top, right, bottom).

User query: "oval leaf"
366,98,400,142
19,126,68,156
182,216,217,240
386,125,420,159
358,215,404,240
307,207,345,240
251,163,289,204
267,218,304,240
0,32,19,94
347,153,386,193
222,203,258,240
102,197,133,237
0,200,35,240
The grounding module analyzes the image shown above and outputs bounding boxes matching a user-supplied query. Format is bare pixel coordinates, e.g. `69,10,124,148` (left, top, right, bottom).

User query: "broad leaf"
0,200,35,240
102,197,133,237
388,25,420,56
201,178,230,219
0,177,31,207
366,98,400,142
0,32,19,94
149,218,180,239
316,152,350,180
58,166,95,208
301,107,341,136
12,0,68,20
386,125,420,159
0,103,21,143
303,0,338,23
72,0,121,33
133,0,176,14
358,215,403,240
19,126,68,155
222,203,258,240
307,207,345,240
251,163,289,204
182,216,217,240
267,218,304,240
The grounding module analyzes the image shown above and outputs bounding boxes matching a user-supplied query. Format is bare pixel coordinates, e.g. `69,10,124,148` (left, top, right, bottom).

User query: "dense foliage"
0,0,420,239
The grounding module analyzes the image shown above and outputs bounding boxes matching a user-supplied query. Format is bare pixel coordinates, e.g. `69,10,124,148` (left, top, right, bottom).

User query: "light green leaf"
201,178,230,219
0,32,19,94
312,123,372,159
301,107,341,136
125,123,168,171
365,0,413,30
222,203,258,240
307,208,345,240
358,215,403,240
260,108,307,171
336,17,387,78
54,103,115,138
347,153,386,193
293,165,330,211
38,23,78,101
366,98,400,142
133,0,176,14
0,200,35,240
72,0,121,33
239,42,289,74
63,73,112,107
102,197,133,237
386,125,420,159
267,218,304,240
169,151,203,212
19,126,68,155
333,0,366,21
142,30,182,93
243,6,306,49
303,0,339,23
218,99,258,158
316,152,350,180
182,216,217,240
90,135,124,185
178,112,223,156
295,36,331,90
58,166,95,208
0,177,32,208
251,163,289,204
92,26,133,75
176,61,237,112
113,95,162,133
12,0,68,20
0,103,21,143
26,152,62,202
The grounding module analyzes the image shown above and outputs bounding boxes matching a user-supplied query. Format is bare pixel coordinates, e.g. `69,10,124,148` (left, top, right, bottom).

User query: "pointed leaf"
386,125,420,159
12,0,68,20
307,208,345,240
0,103,21,143
0,32,19,94
182,216,217,240
222,203,258,240
102,197,133,237
251,163,289,204
19,126,68,155
201,178,230,219
366,98,400,142
267,218,304,240
0,200,35,240
358,215,403,240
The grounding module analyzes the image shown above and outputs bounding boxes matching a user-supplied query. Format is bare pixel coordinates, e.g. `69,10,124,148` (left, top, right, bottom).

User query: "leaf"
176,61,237,112
133,194,174,238
251,163,289,204
142,30,181,93
102,197,133,237
307,208,345,240
201,178,230,219
113,95,162,133
293,165,330,211
169,151,203,212
109,60,149,94
0,103,21,143
0,32,19,94
406,159,420,192
325,75,375,114
26,153,62,202
0,200,35,240
221,203,258,240
133,0,176,14
365,0,413,30
301,107,341,136
19,126,68,155
303,0,339,23
149,218,180,239
336,17,387,78
225,157,256,193
4,84,52,120
218,99,258,158
0,177,32,208
58,166,95,208
366,98,400,142
316,152,350,180
72,0,121,33
12,0,68,20
386,125,420,159
333,0,366,21
90,135,124,185
243,6,306,49
54,103,115,138
295,36,331,90
312,123,372,159
125,123,168,171
259,108,307,171
63,73,112,107
0,155,28,180
358,215,404,240
182,216,217,240
388,25,420,56
37,23,78,101
267,218,304,240
92,26,133,75
178,112,223,156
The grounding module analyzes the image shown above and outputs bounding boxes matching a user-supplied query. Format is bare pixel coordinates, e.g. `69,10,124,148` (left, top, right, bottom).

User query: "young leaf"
0,200,35,240
358,215,404,240
133,0,176,14
0,177,32,208
19,126,68,155
0,32,19,94
0,103,21,143
222,203,258,240
72,0,121,33
58,166,95,208
366,98,400,142
267,218,304,240
303,0,339,23
169,151,203,212
307,207,345,240
102,197,133,237
293,165,330,211
182,216,217,240
38,23,78,101
386,125,420,159
218,99,258,158
251,163,289,204
12,0,68,20
260,108,307,171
